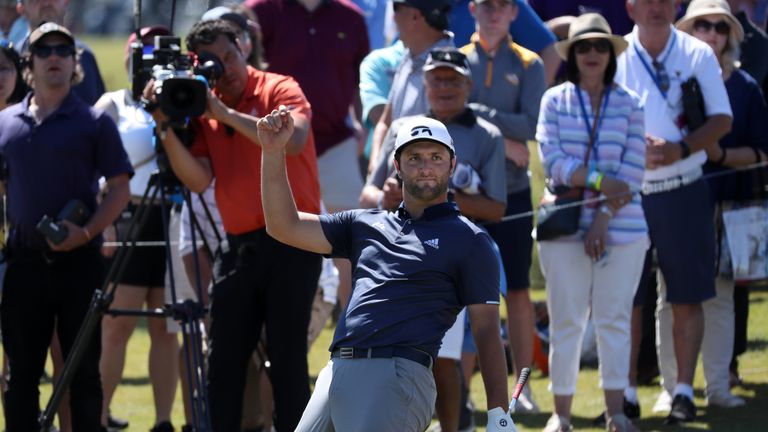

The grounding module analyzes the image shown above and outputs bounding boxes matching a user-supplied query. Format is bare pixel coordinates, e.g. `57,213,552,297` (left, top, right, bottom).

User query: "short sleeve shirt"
0,92,133,250
320,202,500,358
615,27,732,181
190,67,321,234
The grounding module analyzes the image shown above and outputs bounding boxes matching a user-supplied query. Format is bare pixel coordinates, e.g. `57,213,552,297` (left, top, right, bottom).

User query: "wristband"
594,173,605,191
715,147,728,165
586,169,601,189
679,140,691,158
83,227,92,242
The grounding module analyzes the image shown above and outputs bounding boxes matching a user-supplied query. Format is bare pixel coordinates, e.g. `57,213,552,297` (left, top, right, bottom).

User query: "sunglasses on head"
693,19,730,35
32,44,75,59
573,39,612,54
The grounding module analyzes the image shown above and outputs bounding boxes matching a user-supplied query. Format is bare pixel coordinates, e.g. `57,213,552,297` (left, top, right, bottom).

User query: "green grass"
0,38,764,431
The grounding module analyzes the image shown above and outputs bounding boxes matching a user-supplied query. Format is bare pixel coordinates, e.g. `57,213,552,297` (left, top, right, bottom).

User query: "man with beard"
359,47,506,431
259,109,516,432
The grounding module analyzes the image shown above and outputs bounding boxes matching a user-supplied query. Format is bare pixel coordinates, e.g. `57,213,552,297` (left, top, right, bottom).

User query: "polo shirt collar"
20,90,80,121
397,201,460,221
428,107,476,128
470,32,514,55
630,24,676,61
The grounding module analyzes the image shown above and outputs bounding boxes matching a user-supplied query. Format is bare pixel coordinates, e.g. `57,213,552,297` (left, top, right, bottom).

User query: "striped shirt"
536,82,648,245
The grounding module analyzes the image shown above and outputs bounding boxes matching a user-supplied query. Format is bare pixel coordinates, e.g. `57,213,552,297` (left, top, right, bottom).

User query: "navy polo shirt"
320,202,500,359
0,92,133,250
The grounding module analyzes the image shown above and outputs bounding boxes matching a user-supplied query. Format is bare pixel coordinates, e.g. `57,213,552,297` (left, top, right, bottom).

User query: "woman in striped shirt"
535,13,648,432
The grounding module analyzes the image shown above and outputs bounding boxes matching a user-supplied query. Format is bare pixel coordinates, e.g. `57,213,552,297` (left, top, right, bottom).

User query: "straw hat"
554,13,628,60
676,0,744,42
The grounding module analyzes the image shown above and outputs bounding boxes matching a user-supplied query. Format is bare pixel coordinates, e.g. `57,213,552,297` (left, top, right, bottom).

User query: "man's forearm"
453,192,505,221
359,184,383,208
159,127,212,193
261,148,301,243
474,322,510,410
684,114,732,152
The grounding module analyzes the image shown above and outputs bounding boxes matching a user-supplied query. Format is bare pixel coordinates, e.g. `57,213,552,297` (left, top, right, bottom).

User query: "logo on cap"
411,126,433,137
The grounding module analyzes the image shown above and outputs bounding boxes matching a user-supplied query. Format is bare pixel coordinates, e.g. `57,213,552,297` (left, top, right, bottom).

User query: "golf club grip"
511,367,531,399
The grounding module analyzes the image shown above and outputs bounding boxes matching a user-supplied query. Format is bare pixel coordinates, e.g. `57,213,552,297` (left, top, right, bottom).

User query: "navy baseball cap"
393,0,451,30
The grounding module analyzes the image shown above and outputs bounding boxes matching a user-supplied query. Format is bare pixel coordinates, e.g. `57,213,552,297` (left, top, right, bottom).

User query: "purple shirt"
0,92,133,250
248,0,370,156
529,0,635,36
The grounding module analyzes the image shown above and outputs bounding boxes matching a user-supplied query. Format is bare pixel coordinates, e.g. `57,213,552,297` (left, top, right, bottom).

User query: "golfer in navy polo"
258,109,517,432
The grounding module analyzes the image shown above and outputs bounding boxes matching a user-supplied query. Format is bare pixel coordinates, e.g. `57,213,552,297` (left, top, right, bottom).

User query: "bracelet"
599,205,614,218
594,173,605,191
679,140,691,158
586,169,601,189
83,227,92,242
715,147,728,165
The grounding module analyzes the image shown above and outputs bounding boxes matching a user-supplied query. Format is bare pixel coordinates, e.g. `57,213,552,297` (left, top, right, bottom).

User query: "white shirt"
615,26,732,181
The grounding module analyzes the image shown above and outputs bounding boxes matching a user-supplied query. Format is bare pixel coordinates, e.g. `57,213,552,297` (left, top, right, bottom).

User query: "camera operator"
0,22,131,431
143,19,322,431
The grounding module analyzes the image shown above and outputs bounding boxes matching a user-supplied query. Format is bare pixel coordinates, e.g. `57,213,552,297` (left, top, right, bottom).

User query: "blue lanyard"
633,31,676,99
575,84,611,164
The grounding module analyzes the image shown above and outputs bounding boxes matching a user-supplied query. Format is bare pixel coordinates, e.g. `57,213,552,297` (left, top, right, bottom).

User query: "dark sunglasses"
32,44,75,59
693,19,730,35
573,39,612,54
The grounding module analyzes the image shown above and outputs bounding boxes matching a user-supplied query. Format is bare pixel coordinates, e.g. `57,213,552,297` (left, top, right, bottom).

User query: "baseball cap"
125,25,172,56
29,22,75,48
393,0,451,30
395,117,455,157
201,6,248,31
423,48,471,76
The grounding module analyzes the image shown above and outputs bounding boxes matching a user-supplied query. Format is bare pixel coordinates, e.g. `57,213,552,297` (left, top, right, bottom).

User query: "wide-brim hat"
554,13,628,60
675,0,743,43
394,116,455,157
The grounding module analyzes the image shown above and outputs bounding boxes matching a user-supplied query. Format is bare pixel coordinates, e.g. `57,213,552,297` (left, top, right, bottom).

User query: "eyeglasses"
573,39,612,54
693,19,730,35
32,44,75,59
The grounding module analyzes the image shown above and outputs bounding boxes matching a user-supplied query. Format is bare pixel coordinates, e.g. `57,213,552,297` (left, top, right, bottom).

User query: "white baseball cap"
394,116,455,157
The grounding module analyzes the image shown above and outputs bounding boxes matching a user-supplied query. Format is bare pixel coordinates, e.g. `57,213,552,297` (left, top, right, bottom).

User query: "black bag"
535,185,584,241
681,77,706,132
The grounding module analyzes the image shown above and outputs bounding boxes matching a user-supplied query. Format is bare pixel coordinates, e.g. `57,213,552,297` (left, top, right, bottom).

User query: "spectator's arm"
536,89,583,186
453,192,505,221
369,103,393,173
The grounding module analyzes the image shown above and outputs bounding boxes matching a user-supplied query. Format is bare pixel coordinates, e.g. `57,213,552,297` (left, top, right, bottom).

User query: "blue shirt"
0,92,133,250
705,69,768,203
450,0,557,51
351,0,389,50
320,202,500,359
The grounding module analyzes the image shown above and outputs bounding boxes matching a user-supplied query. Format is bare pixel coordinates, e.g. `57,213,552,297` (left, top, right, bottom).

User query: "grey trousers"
295,357,436,432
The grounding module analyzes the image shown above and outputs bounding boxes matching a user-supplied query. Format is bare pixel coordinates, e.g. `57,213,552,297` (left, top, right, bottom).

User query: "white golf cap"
394,116,455,157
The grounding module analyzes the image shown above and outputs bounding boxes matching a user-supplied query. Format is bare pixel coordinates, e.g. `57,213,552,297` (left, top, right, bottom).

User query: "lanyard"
575,84,611,165
634,31,676,99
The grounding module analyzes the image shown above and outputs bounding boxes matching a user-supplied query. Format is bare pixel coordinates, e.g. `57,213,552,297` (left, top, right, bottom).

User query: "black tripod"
38,164,215,432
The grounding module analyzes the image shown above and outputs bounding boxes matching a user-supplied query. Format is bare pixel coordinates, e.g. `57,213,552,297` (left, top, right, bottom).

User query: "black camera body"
130,35,223,124
36,200,91,245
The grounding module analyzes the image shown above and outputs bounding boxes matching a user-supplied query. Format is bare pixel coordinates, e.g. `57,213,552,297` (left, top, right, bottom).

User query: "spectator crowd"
0,0,767,431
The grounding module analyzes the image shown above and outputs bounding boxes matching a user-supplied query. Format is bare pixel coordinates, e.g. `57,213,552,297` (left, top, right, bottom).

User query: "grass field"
0,37,765,431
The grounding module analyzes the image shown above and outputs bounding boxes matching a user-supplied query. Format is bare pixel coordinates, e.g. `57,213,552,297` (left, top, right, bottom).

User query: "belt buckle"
339,347,354,359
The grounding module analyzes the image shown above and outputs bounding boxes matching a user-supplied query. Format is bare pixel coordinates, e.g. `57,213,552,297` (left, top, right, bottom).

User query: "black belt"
331,346,433,369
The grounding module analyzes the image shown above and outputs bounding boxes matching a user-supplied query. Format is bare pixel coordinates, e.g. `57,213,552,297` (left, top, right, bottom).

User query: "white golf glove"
487,407,518,432
450,162,482,195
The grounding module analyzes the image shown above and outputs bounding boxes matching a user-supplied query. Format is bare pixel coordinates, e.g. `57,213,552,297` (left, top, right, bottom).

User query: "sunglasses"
573,39,612,54
693,19,730,35
32,44,75,59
